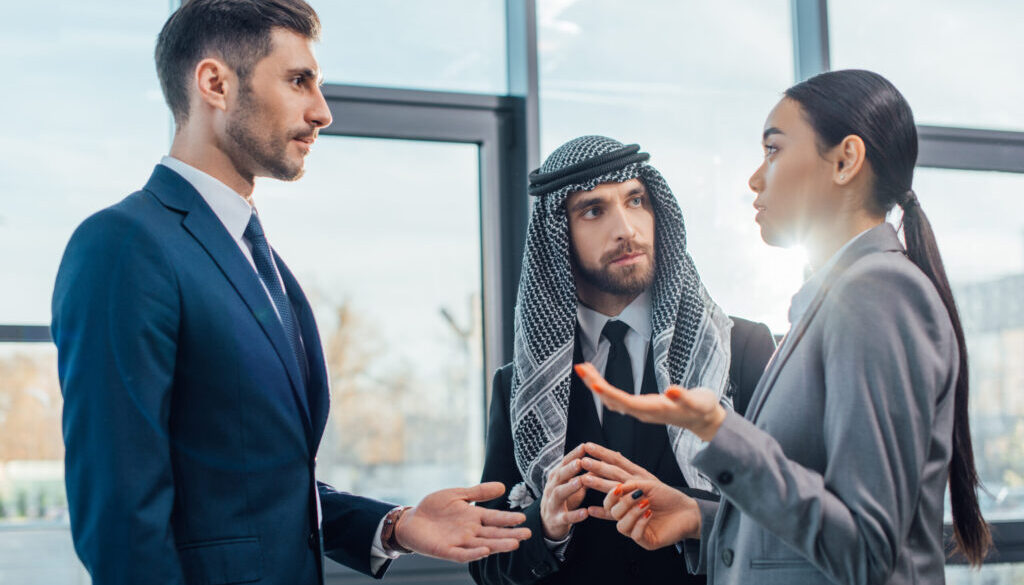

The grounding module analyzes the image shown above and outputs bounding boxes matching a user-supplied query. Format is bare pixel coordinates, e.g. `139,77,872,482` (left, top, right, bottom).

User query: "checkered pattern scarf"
509,135,732,503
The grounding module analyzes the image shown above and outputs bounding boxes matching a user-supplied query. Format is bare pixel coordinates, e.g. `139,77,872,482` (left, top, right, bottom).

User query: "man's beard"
572,242,656,296
225,84,306,182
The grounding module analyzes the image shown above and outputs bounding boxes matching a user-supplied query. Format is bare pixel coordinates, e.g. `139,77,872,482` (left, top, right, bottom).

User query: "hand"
394,482,531,563
540,444,589,540
597,477,702,551
574,363,726,441
571,442,699,550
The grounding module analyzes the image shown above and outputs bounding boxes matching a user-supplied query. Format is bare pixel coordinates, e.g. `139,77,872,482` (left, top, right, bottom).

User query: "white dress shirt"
158,157,398,571
787,227,873,330
576,291,653,422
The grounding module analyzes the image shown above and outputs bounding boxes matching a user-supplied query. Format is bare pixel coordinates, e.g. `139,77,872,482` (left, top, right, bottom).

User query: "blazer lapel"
566,333,604,448
144,165,313,436
745,223,905,424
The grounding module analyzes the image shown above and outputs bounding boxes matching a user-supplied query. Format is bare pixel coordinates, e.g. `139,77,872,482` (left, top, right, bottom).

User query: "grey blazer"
685,223,959,585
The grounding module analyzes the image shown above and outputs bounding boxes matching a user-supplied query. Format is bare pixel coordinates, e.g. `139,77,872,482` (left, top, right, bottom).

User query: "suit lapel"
144,165,314,437
744,223,905,424
566,334,604,448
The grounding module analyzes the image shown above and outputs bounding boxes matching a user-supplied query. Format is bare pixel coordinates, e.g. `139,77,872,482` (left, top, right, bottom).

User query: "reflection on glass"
312,0,507,94
257,136,484,504
537,0,802,332
947,562,1024,585
0,1,172,324
0,342,86,584
829,0,1024,131
915,168,1024,522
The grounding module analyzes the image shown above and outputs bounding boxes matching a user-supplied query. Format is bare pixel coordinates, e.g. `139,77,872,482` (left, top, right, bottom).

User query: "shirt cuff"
544,529,573,561
370,507,405,573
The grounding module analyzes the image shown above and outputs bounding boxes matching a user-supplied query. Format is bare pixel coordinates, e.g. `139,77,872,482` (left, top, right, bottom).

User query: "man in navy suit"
50,1,529,584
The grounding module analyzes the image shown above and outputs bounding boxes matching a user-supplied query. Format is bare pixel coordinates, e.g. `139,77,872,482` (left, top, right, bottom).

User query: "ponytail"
900,192,992,565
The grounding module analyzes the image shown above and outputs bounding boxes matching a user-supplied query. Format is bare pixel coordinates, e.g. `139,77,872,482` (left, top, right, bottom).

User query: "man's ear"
193,57,234,113
832,134,866,186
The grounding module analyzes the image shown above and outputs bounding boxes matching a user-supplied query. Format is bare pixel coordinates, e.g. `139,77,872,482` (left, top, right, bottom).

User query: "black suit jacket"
468,316,776,585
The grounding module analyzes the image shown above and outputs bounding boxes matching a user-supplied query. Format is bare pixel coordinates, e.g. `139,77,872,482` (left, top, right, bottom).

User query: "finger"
631,507,654,544
601,483,628,516
615,498,648,537
476,526,532,540
445,546,493,563
579,457,632,483
557,508,589,527
610,489,643,522
565,486,587,509
546,458,583,489
587,505,615,521
549,476,584,505
461,481,507,502
579,473,619,494
559,443,587,466
478,508,528,527
468,537,527,553
598,391,679,425
581,442,647,476
574,362,620,396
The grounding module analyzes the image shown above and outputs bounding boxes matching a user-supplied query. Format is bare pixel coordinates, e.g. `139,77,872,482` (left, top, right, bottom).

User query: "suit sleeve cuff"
682,498,718,575
370,508,405,574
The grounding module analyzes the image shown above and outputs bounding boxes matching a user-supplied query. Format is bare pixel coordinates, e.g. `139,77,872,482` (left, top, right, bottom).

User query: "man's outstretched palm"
396,482,531,563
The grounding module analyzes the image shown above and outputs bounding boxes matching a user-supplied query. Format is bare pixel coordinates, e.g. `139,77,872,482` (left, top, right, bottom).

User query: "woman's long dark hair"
785,69,991,565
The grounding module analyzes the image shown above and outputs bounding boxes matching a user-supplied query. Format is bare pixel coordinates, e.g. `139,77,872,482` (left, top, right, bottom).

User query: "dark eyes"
763,144,779,157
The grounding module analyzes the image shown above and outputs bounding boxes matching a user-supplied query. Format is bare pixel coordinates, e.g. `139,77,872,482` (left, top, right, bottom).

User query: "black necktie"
601,320,635,459
244,212,308,386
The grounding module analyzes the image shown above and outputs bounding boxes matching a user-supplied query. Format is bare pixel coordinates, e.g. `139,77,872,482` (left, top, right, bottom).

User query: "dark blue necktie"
244,212,308,385
601,320,636,459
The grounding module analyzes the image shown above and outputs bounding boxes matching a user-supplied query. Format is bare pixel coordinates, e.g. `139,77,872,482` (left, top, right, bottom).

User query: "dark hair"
785,69,991,566
155,0,320,125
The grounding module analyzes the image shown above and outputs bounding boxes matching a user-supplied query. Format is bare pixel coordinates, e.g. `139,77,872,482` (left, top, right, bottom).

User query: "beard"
225,83,309,182
572,241,656,296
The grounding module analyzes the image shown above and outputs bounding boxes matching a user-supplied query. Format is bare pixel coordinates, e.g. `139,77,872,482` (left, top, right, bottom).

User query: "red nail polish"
643,509,652,519
613,484,624,496
638,499,650,510
573,364,586,378
665,387,682,400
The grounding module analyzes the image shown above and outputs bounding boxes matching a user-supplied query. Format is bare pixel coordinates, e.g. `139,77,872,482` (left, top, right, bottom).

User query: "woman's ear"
833,134,866,186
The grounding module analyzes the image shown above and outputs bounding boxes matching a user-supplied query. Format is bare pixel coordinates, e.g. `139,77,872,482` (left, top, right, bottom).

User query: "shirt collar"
787,227,874,327
576,290,653,355
160,156,254,241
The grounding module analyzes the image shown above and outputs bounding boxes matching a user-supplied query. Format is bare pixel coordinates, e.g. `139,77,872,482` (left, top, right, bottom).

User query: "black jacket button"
308,531,317,551
717,471,734,485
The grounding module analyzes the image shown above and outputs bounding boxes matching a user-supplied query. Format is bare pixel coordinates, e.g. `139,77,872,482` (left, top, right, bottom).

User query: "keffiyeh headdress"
509,135,732,504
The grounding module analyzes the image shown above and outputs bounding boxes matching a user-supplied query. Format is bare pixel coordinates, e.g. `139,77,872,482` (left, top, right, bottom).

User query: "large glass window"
914,168,1024,522
0,1,171,324
257,136,486,502
312,0,508,94
829,0,1024,131
537,0,800,331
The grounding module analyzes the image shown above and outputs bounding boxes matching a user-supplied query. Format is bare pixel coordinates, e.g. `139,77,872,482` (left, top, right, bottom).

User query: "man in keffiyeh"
469,136,776,585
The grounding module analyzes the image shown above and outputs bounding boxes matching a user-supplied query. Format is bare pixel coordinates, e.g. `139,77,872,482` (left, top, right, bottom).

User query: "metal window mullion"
791,0,830,81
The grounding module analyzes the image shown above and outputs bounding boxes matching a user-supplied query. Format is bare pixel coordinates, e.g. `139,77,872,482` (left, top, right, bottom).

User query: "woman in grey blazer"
574,70,991,584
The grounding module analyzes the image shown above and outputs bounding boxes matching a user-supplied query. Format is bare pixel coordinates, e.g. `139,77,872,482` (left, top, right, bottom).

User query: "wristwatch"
381,506,414,555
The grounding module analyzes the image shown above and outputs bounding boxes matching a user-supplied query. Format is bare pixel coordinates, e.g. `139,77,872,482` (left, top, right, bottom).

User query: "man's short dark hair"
155,0,321,125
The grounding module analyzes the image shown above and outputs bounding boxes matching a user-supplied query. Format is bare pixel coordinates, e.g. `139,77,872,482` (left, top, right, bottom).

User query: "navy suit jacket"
52,165,394,585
